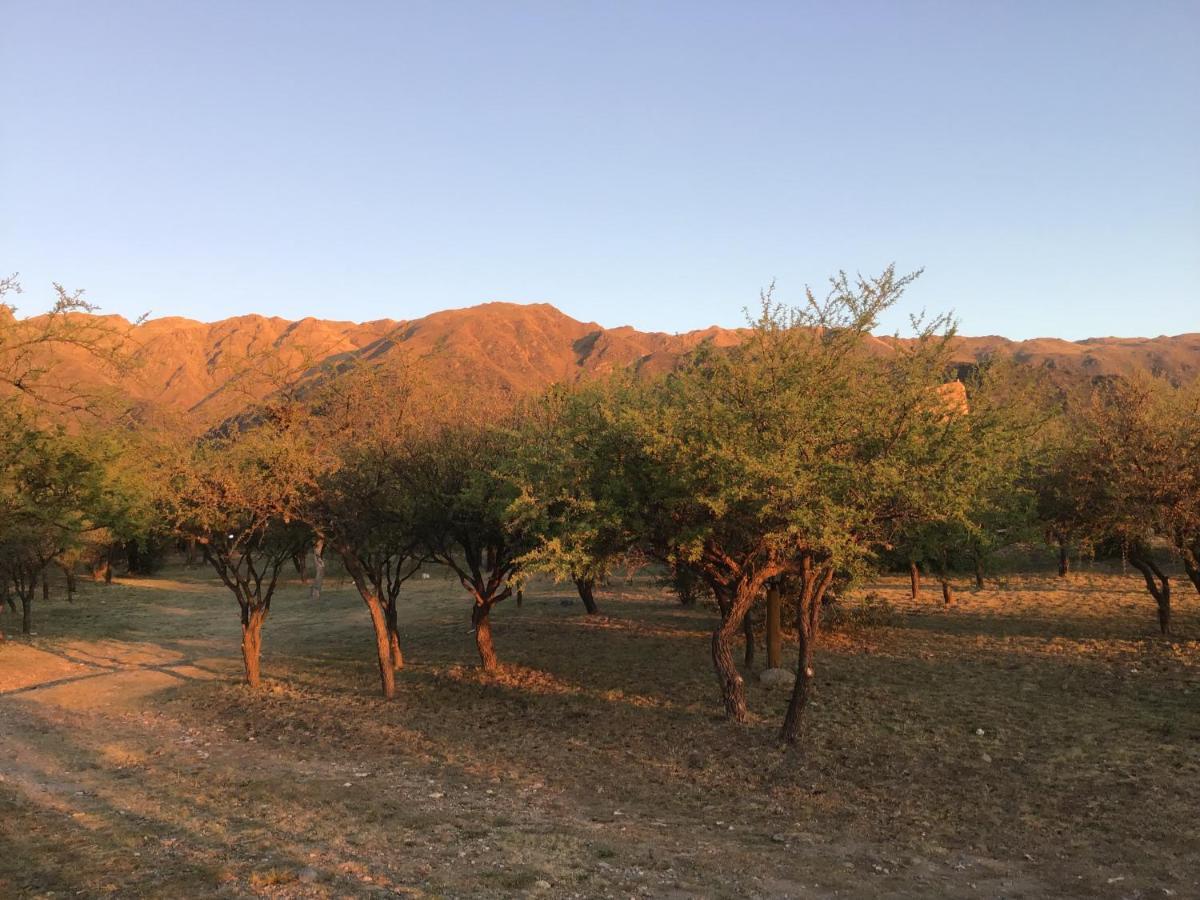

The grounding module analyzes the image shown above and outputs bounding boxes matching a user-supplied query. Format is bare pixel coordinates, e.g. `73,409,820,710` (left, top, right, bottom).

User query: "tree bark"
240,606,267,687
574,576,599,615
765,584,782,669
708,580,760,724
781,557,834,744
781,613,814,743
472,603,499,671
1181,547,1199,597
63,564,76,599
711,613,747,722
909,561,921,599
363,595,396,699
974,558,985,590
1129,555,1171,635
41,572,49,602
21,595,32,634
385,602,404,670
292,551,309,584
941,578,954,606
1057,542,1070,577
125,540,141,575
742,611,755,667
310,539,325,601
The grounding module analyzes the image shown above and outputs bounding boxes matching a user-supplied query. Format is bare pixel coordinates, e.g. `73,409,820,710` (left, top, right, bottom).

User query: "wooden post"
766,584,782,669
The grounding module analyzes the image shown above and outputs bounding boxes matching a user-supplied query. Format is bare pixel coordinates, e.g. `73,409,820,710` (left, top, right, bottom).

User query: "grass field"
1,563,1198,898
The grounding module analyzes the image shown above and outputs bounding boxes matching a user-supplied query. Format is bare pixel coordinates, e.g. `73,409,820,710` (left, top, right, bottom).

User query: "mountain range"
22,302,1200,422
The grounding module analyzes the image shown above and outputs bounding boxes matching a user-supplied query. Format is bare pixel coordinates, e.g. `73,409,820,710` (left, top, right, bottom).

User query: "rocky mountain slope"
11,302,1200,422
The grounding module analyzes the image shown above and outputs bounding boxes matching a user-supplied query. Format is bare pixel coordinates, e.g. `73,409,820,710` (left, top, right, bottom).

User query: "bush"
822,591,896,631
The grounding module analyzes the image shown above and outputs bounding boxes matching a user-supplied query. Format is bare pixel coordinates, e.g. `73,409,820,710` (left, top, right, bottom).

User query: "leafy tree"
508,380,644,615
159,417,313,685
0,414,112,636
612,268,981,741
404,420,535,671
1059,375,1200,633
891,360,1047,601
308,362,427,698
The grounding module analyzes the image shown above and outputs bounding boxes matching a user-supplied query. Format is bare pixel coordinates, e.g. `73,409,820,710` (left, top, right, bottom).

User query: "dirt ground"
1,563,1198,899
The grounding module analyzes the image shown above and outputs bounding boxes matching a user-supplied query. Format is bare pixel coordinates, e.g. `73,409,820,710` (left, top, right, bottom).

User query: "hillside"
9,302,1200,421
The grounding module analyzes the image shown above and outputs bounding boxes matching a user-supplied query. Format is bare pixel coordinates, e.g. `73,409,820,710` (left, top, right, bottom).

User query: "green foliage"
506,378,642,588
0,410,114,628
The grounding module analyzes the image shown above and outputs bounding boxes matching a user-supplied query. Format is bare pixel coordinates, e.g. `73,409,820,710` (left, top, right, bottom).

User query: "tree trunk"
1129,555,1171,635
186,538,198,567
765,584,782,669
310,539,325,601
63,565,76,599
708,581,756,724
1057,542,1070,577
909,561,920,599
781,612,814,744
363,595,396,698
974,557,985,590
941,578,954,606
21,595,32,634
781,557,833,744
472,603,499,671
711,616,747,723
516,589,523,608
742,611,755,667
1182,548,1199,597
385,602,404,670
574,576,599,615
125,540,140,575
240,606,267,687
292,551,309,584
41,572,49,602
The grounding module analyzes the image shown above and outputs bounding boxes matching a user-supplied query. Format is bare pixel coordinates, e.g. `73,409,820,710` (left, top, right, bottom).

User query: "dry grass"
1,563,1198,898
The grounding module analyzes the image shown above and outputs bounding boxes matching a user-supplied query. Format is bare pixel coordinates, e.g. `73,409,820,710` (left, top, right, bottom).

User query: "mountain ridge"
12,301,1200,422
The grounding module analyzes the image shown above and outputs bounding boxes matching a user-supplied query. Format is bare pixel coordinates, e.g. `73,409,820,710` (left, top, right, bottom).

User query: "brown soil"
1,566,1198,898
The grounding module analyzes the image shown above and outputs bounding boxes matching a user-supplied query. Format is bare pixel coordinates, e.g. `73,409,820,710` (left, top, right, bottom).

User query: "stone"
759,668,796,689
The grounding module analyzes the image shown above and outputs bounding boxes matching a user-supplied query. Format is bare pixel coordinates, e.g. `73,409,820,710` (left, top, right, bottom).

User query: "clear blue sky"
2,1,1197,339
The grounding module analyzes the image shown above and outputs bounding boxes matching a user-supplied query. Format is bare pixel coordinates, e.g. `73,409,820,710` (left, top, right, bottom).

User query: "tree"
308,362,427,698
890,359,1047,601
159,418,313,685
1058,375,1200,633
614,268,970,738
508,380,643,616
405,420,534,671
0,414,112,636
0,275,137,415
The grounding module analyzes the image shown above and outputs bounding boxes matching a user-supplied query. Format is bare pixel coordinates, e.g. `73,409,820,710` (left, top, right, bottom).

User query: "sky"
2,1,1197,340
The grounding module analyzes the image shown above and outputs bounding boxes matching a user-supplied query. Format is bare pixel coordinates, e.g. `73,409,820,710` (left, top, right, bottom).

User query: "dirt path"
2,567,1198,898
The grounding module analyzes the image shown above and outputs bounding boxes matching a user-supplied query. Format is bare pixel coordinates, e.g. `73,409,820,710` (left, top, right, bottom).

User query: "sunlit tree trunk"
472,602,499,671
240,606,268,686
363,595,396,698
